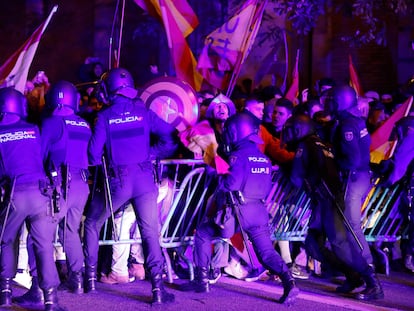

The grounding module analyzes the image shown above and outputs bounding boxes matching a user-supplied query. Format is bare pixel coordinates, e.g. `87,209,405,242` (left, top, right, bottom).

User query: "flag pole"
116,0,126,68
225,0,267,98
43,5,58,33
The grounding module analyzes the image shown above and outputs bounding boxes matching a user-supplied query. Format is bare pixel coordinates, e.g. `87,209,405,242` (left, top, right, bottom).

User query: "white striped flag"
0,5,58,93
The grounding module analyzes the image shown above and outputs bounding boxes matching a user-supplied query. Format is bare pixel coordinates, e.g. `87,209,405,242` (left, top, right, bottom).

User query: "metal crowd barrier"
45,161,408,281
96,159,215,283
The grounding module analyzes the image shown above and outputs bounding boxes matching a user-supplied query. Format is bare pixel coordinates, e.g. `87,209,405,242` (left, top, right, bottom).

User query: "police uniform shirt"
0,120,45,182
88,97,177,166
334,112,371,172
223,139,272,200
41,114,91,169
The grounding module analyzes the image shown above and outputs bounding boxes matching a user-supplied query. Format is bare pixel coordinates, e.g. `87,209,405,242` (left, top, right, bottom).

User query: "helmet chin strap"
0,113,20,125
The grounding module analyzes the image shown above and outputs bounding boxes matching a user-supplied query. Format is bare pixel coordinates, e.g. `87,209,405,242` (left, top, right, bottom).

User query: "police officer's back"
84,68,177,305
193,112,299,306
41,81,91,294
0,87,66,311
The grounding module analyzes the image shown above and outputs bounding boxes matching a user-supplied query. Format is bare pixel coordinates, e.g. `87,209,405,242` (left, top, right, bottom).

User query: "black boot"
336,272,364,294
356,266,384,300
0,277,12,306
84,266,97,293
43,287,67,311
13,275,44,305
194,267,210,293
151,274,175,305
59,271,83,294
279,271,299,305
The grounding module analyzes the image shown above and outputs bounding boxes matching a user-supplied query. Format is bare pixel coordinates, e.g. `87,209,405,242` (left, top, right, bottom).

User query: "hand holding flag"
0,5,58,93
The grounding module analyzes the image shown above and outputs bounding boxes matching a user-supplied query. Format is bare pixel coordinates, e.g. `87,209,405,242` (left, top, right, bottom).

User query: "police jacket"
290,135,342,197
0,120,45,183
221,139,272,200
332,111,371,172
41,114,91,170
88,96,178,166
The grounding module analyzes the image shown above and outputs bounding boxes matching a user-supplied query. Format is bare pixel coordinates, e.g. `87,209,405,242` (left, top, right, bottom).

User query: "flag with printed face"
0,5,57,93
285,49,299,103
349,54,363,96
370,96,413,163
197,0,266,93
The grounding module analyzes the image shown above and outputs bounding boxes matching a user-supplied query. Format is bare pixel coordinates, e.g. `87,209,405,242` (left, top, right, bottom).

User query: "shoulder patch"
295,148,303,158
344,131,353,141
229,155,237,166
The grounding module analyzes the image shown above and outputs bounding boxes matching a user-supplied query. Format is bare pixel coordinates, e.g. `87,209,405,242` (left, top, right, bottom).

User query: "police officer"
286,113,383,300
83,68,177,305
43,81,91,292
330,86,374,268
15,81,91,305
193,112,299,306
0,87,66,310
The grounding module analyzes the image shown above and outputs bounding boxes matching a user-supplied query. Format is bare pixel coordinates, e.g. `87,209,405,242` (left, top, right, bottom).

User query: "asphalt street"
5,260,414,311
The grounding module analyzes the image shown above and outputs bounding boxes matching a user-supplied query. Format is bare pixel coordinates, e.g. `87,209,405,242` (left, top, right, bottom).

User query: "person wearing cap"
179,93,236,170
83,67,178,305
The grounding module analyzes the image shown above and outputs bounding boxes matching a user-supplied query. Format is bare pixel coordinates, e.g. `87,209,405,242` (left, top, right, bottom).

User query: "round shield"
139,77,199,131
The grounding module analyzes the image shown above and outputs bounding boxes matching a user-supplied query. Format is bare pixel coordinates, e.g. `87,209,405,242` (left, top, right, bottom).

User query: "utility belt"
108,161,153,179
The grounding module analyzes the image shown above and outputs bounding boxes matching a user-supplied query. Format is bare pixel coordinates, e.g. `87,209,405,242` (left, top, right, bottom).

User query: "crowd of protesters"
0,60,413,309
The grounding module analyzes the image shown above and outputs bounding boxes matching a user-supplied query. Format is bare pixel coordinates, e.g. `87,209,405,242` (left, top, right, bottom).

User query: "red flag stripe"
0,5,57,92
349,54,363,96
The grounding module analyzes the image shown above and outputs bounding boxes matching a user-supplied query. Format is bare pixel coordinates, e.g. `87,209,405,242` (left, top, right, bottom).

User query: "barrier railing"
47,161,409,281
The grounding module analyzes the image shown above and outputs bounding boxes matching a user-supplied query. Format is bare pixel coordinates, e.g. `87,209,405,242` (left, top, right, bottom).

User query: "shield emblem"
139,77,199,131
344,131,354,141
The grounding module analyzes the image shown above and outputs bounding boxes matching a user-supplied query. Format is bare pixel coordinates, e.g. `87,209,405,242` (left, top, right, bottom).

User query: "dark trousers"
0,183,60,290
306,193,370,275
194,201,289,276
58,172,89,273
83,163,164,277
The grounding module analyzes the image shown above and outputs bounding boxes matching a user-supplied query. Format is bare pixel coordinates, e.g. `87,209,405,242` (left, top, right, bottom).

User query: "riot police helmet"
101,67,138,100
223,112,261,146
46,80,79,112
0,87,27,118
332,85,357,112
282,113,315,144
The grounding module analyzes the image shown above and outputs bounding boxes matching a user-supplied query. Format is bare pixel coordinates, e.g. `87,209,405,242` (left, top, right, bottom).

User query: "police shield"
139,77,199,131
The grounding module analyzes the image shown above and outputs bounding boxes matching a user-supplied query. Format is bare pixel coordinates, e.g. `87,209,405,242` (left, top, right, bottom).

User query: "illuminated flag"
370,96,413,163
197,0,266,94
159,0,202,91
0,5,58,93
285,49,300,103
135,0,202,90
134,0,198,37
349,54,363,96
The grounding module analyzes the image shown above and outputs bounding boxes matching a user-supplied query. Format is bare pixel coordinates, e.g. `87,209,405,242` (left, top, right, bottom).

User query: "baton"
321,180,363,250
101,156,118,241
228,191,256,270
0,177,16,248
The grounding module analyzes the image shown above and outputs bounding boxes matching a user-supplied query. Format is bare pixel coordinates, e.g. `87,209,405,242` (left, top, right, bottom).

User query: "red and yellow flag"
349,54,363,96
285,49,300,103
134,0,201,90
370,96,413,163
